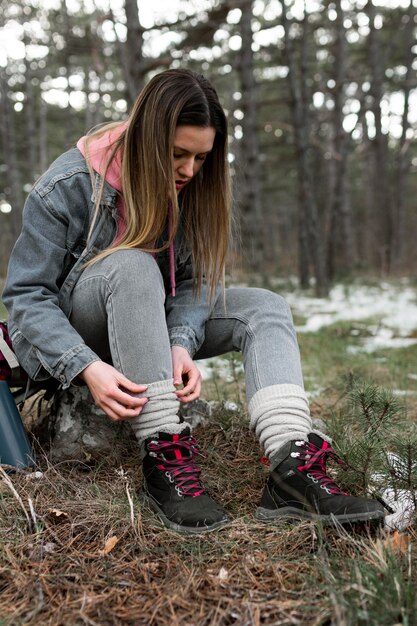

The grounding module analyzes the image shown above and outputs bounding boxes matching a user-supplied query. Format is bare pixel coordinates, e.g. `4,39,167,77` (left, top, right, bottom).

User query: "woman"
2,69,384,533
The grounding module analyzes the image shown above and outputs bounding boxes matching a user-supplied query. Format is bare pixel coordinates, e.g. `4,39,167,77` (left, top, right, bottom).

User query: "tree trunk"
23,35,38,181
61,0,75,149
236,0,265,270
327,0,355,279
84,70,94,132
391,1,416,271
281,2,328,295
123,0,146,105
367,0,392,274
39,95,48,174
0,67,23,240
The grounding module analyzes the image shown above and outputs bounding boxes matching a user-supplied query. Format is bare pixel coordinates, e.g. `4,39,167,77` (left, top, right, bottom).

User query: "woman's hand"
171,345,202,403
79,361,148,421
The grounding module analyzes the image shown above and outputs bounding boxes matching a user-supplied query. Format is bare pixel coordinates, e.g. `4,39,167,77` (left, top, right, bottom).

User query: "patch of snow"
195,356,244,382
305,386,326,400
223,400,239,411
383,488,416,531
194,281,417,381
287,283,417,336
373,452,417,531
347,337,417,354
285,281,417,353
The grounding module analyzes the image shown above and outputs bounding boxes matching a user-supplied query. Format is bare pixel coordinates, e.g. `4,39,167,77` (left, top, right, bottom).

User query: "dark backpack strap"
0,321,58,406
0,321,20,381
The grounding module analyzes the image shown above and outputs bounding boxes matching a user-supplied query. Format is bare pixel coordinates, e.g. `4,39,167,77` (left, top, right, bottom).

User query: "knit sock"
248,384,312,458
129,379,185,443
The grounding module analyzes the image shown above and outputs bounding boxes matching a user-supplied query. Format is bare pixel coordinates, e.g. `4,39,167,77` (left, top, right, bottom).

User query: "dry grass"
1,410,415,626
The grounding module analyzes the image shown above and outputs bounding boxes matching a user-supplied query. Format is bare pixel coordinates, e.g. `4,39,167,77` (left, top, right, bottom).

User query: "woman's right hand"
79,361,148,422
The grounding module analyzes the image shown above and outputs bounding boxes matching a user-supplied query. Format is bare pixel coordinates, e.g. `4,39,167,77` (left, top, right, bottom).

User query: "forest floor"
1,278,417,626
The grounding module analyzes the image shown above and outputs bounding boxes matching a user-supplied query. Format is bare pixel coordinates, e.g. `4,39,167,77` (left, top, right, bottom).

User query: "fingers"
176,367,202,403
116,374,148,394
104,398,148,421
171,346,200,399
97,393,148,421
82,363,149,421
112,387,148,409
172,360,183,388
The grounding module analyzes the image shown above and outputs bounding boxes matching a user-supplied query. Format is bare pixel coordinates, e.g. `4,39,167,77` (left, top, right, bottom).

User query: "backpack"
0,321,28,387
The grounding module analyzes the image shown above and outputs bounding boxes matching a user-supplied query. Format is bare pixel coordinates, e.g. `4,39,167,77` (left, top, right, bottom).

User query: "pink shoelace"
293,439,348,495
147,433,205,497
262,439,349,496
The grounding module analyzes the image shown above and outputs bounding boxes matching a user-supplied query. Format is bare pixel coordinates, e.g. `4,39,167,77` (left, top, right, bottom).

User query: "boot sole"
255,505,385,526
143,494,229,535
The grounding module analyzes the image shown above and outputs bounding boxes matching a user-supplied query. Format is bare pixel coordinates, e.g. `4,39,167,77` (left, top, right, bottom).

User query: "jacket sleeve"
164,256,219,357
2,187,100,388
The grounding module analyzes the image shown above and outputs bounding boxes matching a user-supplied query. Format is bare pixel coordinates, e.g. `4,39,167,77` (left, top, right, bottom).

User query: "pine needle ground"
1,406,416,626
1,281,417,625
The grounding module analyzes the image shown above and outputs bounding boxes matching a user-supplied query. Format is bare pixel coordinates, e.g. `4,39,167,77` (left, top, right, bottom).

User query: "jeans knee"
246,288,293,322
82,249,164,295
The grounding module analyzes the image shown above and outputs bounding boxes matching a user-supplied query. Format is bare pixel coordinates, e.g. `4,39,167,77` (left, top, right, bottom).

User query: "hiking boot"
142,427,228,534
255,433,385,526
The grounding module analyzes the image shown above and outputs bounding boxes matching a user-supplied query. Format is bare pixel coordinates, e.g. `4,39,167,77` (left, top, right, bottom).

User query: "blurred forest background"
0,0,416,297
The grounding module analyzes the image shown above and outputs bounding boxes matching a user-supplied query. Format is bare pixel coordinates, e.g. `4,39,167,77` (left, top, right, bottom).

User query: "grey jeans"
70,250,304,403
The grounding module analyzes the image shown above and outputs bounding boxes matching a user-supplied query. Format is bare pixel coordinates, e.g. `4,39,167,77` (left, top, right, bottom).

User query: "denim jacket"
2,148,213,388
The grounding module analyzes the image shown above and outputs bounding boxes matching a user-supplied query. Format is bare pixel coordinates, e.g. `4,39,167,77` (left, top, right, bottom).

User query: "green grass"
296,320,417,406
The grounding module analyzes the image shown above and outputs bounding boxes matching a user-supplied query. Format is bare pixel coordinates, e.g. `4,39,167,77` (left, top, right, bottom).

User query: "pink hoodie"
77,124,176,296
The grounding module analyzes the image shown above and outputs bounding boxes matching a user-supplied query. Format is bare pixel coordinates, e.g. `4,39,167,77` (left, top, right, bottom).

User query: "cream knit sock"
129,379,185,443
248,384,312,458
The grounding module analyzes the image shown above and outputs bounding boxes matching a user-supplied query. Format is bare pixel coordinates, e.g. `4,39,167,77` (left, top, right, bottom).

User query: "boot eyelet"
290,452,300,458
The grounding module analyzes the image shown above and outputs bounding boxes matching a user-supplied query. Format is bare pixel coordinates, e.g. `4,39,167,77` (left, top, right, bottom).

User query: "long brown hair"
85,69,231,300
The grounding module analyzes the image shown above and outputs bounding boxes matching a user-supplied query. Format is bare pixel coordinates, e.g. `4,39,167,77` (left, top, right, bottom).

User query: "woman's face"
173,125,216,193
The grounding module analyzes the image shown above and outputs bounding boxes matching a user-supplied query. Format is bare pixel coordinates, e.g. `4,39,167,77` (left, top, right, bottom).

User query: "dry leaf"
49,508,69,518
100,535,119,555
384,530,410,555
217,567,228,581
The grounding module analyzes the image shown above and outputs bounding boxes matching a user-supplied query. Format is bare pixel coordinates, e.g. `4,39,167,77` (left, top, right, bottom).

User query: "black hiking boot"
255,433,385,526
142,427,228,534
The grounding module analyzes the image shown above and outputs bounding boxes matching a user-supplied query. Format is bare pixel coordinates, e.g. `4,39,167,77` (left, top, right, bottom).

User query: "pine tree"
328,378,417,521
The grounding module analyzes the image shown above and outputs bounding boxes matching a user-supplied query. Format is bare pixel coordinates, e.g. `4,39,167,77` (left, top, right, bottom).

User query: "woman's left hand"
171,345,202,403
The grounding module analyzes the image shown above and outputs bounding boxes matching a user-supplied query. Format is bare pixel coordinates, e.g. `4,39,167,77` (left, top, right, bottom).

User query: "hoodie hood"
77,122,126,193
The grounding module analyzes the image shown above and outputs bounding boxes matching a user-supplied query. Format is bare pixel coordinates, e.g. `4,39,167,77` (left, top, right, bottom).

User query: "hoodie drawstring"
168,202,176,297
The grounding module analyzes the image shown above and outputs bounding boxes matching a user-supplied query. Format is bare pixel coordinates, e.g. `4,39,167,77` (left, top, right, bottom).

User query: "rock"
179,398,212,428
311,417,328,434
48,386,135,462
